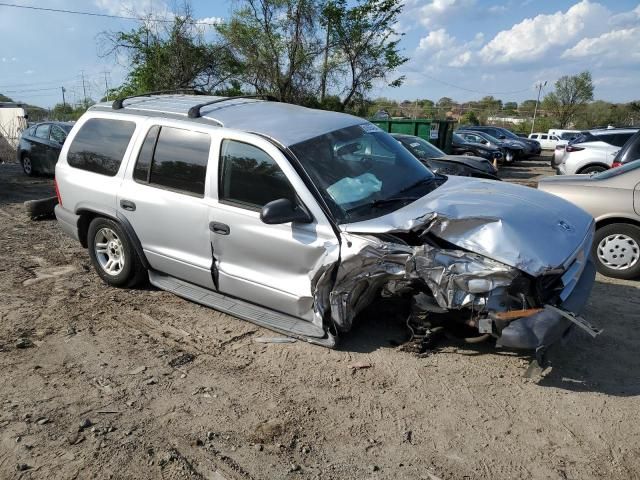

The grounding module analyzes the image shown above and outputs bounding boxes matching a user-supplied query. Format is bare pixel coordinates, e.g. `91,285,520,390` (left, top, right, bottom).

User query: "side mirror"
260,198,313,225
481,140,488,144
498,135,506,139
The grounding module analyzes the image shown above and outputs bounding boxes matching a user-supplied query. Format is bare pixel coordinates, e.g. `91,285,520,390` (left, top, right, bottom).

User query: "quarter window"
35,124,50,140
219,140,295,209
133,126,210,197
50,125,66,144
67,118,136,176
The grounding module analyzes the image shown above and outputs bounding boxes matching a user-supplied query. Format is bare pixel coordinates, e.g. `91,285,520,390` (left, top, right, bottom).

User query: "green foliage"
101,5,238,97
542,71,594,128
322,0,408,110
216,0,322,103
460,110,480,126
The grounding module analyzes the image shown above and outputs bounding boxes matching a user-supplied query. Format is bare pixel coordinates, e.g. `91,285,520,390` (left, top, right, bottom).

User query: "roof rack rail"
111,89,208,110
187,94,279,119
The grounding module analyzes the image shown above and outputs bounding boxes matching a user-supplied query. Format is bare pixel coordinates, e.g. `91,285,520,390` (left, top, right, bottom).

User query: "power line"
2,86,61,94
0,2,221,26
0,72,110,89
405,68,533,96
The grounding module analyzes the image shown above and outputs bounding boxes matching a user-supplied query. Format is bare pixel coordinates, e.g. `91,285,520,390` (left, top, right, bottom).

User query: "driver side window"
219,140,296,210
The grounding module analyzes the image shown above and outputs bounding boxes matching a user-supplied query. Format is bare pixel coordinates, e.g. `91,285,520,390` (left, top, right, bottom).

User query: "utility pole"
103,71,110,101
81,71,87,106
530,80,547,135
320,22,330,105
61,86,66,108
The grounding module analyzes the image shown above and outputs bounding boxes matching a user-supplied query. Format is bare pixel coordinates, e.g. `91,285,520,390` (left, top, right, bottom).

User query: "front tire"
87,217,145,287
593,223,640,279
504,150,514,163
21,155,34,176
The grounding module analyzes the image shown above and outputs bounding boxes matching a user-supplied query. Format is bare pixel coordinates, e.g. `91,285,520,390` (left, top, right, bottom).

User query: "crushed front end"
313,178,601,354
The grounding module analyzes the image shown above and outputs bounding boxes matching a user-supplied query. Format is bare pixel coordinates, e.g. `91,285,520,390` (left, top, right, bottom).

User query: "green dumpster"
369,118,455,153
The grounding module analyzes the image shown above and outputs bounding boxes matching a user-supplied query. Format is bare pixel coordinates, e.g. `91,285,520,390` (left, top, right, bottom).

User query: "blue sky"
1,0,638,108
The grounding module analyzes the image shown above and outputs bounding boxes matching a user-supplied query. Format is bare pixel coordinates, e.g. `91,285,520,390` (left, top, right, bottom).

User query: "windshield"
290,124,438,223
499,129,519,139
396,136,445,159
477,132,502,144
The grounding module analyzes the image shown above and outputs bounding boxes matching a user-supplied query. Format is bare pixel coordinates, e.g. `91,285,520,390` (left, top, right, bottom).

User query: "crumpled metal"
343,176,595,277
320,233,518,333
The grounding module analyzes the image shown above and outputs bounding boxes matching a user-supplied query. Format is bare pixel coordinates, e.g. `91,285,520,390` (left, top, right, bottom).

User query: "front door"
118,121,215,289
208,133,339,322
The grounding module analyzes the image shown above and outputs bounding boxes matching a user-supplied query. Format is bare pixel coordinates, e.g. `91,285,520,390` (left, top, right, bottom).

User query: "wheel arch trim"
76,208,150,270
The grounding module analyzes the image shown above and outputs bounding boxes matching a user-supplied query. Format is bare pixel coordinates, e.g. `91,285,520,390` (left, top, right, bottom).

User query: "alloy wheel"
94,227,126,276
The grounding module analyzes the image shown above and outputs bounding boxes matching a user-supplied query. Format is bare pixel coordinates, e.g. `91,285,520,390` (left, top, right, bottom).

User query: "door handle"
209,221,230,235
120,199,136,211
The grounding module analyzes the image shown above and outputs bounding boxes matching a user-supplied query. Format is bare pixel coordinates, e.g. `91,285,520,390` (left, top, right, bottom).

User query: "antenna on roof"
187,94,279,119
111,89,208,110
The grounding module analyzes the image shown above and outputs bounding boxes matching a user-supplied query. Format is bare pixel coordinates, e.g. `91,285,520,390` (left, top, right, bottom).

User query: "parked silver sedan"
538,160,640,279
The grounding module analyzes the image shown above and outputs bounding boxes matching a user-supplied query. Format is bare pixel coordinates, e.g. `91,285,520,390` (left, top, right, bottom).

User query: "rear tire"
592,223,640,279
580,165,607,174
21,155,34,176
87,217,146,287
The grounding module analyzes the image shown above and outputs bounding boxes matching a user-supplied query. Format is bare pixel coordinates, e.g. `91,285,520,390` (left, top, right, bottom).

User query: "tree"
543,71,594,128
518,99,537,116
503,101,518,113
460,110,479,126
216,0,323,104
101,4,237,97
322,0,408,111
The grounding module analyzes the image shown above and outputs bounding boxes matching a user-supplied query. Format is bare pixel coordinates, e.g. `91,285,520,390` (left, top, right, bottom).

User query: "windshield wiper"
395,176,436,195
370,196,419,209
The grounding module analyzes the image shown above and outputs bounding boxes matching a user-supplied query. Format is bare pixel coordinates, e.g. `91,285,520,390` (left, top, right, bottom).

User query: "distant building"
487,115,528,125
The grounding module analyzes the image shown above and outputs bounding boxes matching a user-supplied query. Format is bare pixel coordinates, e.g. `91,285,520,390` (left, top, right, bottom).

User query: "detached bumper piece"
496,259,598,351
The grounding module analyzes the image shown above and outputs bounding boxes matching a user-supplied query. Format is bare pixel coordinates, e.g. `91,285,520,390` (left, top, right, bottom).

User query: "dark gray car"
17,121,73,176
392,133,499,179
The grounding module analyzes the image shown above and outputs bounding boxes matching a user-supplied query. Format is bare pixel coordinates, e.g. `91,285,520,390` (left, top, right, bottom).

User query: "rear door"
44,125,67,173
118,120,215,289
208,132,339,321
32,124,51,170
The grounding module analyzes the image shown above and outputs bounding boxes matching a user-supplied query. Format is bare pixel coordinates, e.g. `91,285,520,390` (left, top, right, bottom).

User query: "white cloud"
479,0,610,65
562,27,640,65
401,0,477,29
197,16,224,25
488,5,509,14
415,29,482,68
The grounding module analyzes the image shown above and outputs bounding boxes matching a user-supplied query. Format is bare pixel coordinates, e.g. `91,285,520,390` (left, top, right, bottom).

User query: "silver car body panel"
91,95,364,147
55,96,598,352
342,176,594,277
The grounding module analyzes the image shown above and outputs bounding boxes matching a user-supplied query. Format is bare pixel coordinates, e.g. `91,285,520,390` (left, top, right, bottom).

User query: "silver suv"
54,94,598,354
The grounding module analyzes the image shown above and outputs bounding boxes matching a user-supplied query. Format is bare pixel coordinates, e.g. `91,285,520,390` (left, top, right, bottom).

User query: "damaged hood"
343,176,594,276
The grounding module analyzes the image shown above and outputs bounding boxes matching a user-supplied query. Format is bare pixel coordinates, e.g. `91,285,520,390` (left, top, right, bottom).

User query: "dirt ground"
1,156,639,480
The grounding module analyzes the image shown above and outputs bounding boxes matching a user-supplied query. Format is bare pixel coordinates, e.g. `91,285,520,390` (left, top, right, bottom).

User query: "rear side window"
67,118,136,176
219,140,295,209
133,126,210,197
611,133,635,147
35,124,50,139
